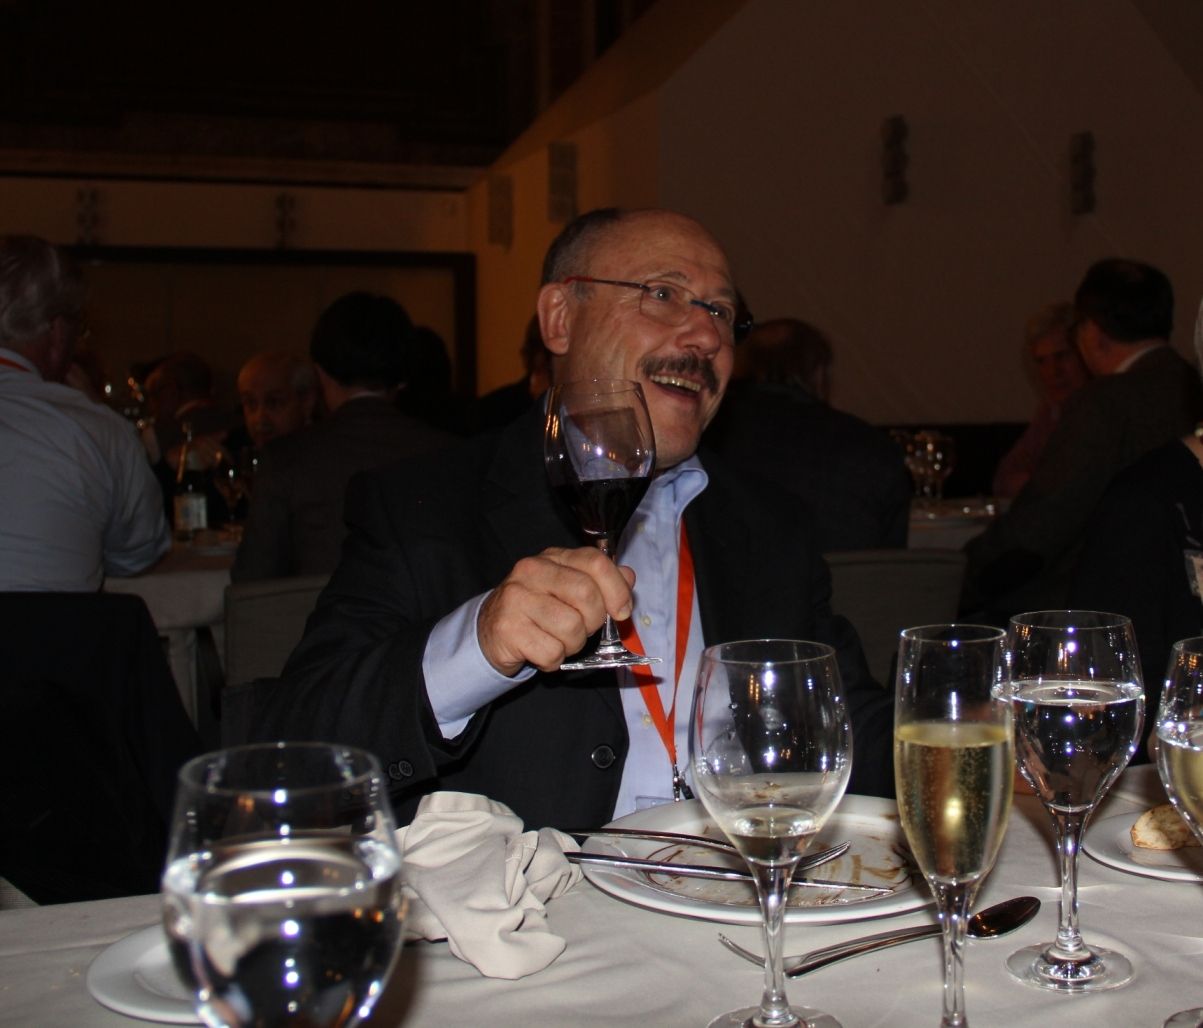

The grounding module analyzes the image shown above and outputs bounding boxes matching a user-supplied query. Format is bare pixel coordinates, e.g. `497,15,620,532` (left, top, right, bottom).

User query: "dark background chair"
0,592,202,904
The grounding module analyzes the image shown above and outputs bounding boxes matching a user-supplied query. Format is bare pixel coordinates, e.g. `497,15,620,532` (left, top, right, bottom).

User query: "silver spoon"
719,895,1041,978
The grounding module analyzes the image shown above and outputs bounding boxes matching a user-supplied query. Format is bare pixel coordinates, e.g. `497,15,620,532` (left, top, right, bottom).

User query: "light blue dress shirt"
423,457,709,819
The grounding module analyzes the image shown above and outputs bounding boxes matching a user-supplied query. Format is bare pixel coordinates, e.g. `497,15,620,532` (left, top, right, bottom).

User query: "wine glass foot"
1164,1008,1203,1027
706,1005,841,1028
1006,942,1134,993
560,650,660,671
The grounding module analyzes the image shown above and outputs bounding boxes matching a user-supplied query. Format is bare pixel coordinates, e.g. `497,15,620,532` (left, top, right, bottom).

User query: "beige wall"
467,0,1203,422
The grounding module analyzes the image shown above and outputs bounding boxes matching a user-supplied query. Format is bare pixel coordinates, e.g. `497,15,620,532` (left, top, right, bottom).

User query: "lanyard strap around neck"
617,521,695,799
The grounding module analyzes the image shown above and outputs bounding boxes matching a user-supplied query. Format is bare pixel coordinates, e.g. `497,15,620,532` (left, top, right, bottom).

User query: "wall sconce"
75,187,101,245
487,174,513,248
548,141,578,223
881,115,909,205
1069,131,1096,214
275,192,297,249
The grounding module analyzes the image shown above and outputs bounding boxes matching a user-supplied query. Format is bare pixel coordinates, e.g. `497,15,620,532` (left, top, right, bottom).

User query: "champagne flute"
689,639,851,1028
161,742,406,1028
894,624,1013,1028
1001,609,1144,992
545,378,657,669
1155,637,1203,1027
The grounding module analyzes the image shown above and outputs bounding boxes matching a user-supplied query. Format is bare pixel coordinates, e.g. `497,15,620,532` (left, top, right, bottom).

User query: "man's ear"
537,283,571,356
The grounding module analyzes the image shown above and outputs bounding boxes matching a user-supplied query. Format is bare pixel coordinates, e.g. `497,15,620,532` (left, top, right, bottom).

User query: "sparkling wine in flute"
1010,679,1143,811
1155,638,1203,1027
893,624,1011,1028
895,721,1013,884
1159,723,1203,828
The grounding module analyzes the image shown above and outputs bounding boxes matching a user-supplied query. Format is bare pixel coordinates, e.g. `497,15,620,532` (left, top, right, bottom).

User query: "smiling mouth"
648,373,703,394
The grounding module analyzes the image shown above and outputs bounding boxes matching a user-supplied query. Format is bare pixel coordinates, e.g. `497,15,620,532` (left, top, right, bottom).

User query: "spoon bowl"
718,895,1041,978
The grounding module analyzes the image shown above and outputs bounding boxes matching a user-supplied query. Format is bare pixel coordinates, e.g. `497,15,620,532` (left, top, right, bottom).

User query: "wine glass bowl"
690,639,851,1028
893,624,1013,1027
545,378,657,670
161,742,406,1028
1155,637,1203,1027
1001,610,1144,993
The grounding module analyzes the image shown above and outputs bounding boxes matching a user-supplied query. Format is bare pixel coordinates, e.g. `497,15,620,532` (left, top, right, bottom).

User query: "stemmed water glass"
161,742,407,1028
545,378,658,670
689,639,851,1028
1155,637,1203,1027
894,624,1013,1028
1000,610,1145,992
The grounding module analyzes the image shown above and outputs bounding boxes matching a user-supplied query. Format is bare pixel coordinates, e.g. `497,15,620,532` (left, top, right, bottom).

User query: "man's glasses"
563,275,753,343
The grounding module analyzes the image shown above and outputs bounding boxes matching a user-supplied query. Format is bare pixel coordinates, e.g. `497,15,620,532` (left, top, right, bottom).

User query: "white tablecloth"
103,544,233,727
908,500,999,551
1,767,1199,1027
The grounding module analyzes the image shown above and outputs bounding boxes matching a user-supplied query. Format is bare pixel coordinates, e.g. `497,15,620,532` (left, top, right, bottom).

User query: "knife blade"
567,850,893,894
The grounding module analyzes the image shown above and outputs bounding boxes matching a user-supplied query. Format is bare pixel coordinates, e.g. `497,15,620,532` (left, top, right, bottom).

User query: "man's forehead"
596,213,734,293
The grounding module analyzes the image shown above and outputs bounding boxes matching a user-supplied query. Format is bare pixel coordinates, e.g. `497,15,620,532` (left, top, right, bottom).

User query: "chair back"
824,548,967,686
224,574,329,690
0,591,202,903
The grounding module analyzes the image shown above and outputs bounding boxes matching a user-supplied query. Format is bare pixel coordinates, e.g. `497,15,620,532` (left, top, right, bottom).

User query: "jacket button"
387,760,414,780
591,744,616,769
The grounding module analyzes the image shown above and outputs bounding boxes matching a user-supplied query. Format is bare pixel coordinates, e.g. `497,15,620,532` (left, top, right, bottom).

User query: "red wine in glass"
544,379,658,670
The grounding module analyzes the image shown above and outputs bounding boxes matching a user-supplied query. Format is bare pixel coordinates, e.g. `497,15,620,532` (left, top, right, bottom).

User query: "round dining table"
1,766,1200,1027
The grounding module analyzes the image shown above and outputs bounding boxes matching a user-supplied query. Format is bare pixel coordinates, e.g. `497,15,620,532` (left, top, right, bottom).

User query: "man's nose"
677,303,724,353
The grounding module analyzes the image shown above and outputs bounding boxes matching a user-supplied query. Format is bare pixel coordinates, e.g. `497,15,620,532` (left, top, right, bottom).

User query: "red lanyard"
618,522,695,800
0,355,30,372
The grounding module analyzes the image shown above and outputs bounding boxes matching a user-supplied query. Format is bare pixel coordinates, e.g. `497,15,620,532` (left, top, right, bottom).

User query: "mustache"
639,354,719,394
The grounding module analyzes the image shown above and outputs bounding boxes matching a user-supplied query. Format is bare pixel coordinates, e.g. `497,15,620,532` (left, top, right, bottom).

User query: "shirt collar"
645,454,708,519
0,346,39,376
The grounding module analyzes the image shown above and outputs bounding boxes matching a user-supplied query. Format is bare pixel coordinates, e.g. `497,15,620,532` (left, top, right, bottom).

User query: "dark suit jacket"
232,396,454,580
705,382,912,552
248,406,894,828
963,345,1203,619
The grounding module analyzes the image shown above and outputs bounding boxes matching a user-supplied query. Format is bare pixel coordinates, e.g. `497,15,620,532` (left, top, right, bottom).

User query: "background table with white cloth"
103,541,233,738
1,766,1199,1027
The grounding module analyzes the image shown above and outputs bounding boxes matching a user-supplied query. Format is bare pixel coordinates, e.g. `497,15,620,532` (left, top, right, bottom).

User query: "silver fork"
571,830,850,870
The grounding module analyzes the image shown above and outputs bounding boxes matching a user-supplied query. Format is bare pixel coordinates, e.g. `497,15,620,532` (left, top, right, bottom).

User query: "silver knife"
567,850,893,894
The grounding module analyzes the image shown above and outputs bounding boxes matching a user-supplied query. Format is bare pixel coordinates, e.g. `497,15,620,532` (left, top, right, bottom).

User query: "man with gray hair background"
0,234,169,590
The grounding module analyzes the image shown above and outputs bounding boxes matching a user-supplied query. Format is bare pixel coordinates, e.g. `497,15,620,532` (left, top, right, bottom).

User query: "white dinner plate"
87,924,200,1024
1084,809,1203,883
582,795,925,926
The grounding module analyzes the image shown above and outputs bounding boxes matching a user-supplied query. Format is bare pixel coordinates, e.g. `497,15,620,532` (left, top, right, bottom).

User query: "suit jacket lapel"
687,451,755,646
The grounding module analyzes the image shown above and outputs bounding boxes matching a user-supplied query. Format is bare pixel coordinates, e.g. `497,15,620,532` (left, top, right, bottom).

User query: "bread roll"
1131,803,1200,850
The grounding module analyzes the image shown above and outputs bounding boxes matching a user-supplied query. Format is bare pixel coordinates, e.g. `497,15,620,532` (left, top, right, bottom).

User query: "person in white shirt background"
0,234,169,591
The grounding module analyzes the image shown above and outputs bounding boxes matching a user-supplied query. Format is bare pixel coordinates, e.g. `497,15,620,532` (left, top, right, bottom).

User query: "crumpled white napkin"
395,791,583,979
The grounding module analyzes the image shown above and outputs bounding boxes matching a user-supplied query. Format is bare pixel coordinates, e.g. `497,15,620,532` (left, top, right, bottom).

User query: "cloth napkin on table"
395,791,583,979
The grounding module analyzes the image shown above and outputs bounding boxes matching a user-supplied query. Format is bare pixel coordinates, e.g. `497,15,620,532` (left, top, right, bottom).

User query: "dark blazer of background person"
705,380,911,552
232,395,453,580
246,407,894,829
1070,439,1203,757
962,344,1203,620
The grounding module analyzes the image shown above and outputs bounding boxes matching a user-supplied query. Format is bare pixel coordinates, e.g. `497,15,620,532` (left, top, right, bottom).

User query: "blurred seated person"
963,258,1203,620
142,350,233,465
0,235,169,590
235,350,317,454
241,207,894,828
705,317,911,552
474,315,552,430
992,302,1090,498
232,293,454,580
1070,301,1203,759
394,325,476,435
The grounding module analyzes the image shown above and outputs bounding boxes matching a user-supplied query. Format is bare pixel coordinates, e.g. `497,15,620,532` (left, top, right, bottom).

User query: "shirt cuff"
423,590,536,739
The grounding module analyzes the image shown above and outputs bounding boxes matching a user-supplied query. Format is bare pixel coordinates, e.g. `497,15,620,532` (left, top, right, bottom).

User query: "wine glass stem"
932,881,974,1028
1049,809,1088,959
749,862,800,1028
593,536,625,653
